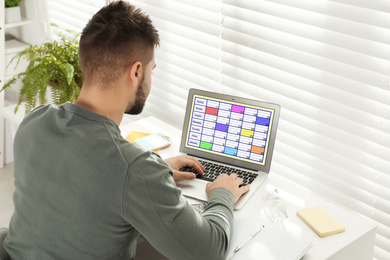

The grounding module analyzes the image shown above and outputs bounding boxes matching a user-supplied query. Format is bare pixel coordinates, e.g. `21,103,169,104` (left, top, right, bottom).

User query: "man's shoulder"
115,137,161,166
17,104,58,130
25,104,56,117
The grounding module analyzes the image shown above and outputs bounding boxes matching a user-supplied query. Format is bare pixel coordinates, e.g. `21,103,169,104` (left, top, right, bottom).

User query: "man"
4,1,250,259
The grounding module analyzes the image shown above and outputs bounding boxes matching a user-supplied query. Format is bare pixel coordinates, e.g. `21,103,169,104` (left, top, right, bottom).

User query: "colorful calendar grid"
186,95,274,165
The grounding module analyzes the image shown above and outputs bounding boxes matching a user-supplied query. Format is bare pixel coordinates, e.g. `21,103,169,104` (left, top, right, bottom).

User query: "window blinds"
48,0,105,31
47,0,390,258
219,1,390,259
130,0,223,124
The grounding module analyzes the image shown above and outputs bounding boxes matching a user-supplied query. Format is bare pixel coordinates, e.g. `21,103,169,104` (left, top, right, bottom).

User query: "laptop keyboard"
179,160,257,185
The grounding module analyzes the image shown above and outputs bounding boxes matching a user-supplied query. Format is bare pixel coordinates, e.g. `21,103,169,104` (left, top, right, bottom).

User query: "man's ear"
129,61,143,84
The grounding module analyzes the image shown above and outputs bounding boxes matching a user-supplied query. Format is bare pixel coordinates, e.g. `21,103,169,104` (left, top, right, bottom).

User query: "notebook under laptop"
176,89,281,210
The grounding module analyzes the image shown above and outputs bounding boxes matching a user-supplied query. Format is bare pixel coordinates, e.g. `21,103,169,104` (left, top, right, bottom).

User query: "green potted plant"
5,0,23,23
1,27,82,115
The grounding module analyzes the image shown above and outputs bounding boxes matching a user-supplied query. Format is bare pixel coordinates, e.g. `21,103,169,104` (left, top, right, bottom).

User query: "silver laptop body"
176,89,281,210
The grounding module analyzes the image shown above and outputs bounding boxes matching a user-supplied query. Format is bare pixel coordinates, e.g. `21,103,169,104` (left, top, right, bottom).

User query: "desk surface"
120,115,376,260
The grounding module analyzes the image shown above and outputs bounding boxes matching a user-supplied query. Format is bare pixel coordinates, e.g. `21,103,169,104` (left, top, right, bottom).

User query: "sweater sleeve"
122,152,235,260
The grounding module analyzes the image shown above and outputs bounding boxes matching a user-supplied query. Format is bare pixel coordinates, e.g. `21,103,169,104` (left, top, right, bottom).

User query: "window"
47,0,390,258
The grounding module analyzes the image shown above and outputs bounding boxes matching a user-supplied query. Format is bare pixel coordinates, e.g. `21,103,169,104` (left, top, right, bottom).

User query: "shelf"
2,101,25,126
4,18,33,29
1,1,45,167
5,39,29,79
5,39,29,53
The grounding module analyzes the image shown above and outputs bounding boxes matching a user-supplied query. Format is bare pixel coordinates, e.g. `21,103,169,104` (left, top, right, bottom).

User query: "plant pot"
5,6,22,24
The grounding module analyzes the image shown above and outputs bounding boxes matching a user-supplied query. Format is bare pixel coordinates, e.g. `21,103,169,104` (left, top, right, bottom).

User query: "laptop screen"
180,89,281,172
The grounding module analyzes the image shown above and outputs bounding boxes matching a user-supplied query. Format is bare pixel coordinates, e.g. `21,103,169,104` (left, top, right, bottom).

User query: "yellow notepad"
297,206,346,237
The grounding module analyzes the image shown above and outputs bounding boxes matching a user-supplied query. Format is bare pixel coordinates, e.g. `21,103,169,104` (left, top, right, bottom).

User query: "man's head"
79,1,159,97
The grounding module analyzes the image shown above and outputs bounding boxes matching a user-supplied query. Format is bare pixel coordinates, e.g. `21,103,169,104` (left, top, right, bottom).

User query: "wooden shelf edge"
4,18,33,29
1,102,25,125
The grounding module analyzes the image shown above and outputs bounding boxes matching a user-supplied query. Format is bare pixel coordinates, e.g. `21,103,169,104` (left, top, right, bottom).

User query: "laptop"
176,89,281,209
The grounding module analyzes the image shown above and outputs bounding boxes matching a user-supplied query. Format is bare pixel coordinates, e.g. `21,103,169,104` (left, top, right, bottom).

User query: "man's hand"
206,173,250,203
164,155,205,180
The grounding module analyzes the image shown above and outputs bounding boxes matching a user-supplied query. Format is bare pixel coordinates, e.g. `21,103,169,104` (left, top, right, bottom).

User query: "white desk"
120,116,376,260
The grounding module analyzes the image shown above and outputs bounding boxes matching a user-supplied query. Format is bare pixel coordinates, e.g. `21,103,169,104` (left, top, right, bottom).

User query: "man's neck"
75,86,125,126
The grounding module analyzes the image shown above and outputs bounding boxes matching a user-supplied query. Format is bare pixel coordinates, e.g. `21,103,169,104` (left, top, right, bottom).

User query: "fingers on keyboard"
180,162,257,185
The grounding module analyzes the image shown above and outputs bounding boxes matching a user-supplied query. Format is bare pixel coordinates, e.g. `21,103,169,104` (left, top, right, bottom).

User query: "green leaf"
60,63,74,85
5,0,22,7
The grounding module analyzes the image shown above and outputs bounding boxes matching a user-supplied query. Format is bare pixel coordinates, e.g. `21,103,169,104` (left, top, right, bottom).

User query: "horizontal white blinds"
131,0,223,126
47,0,390,258
47,0,105,31
220,0,390,259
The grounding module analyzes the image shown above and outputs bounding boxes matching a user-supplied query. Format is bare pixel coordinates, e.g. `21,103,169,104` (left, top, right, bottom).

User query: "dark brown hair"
79,1,159,87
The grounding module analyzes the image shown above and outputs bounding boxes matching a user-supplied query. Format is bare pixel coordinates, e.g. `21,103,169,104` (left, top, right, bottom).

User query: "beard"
125,76,147,115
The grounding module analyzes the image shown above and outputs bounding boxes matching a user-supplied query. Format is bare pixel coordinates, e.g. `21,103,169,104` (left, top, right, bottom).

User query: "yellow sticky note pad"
297,206,346,237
